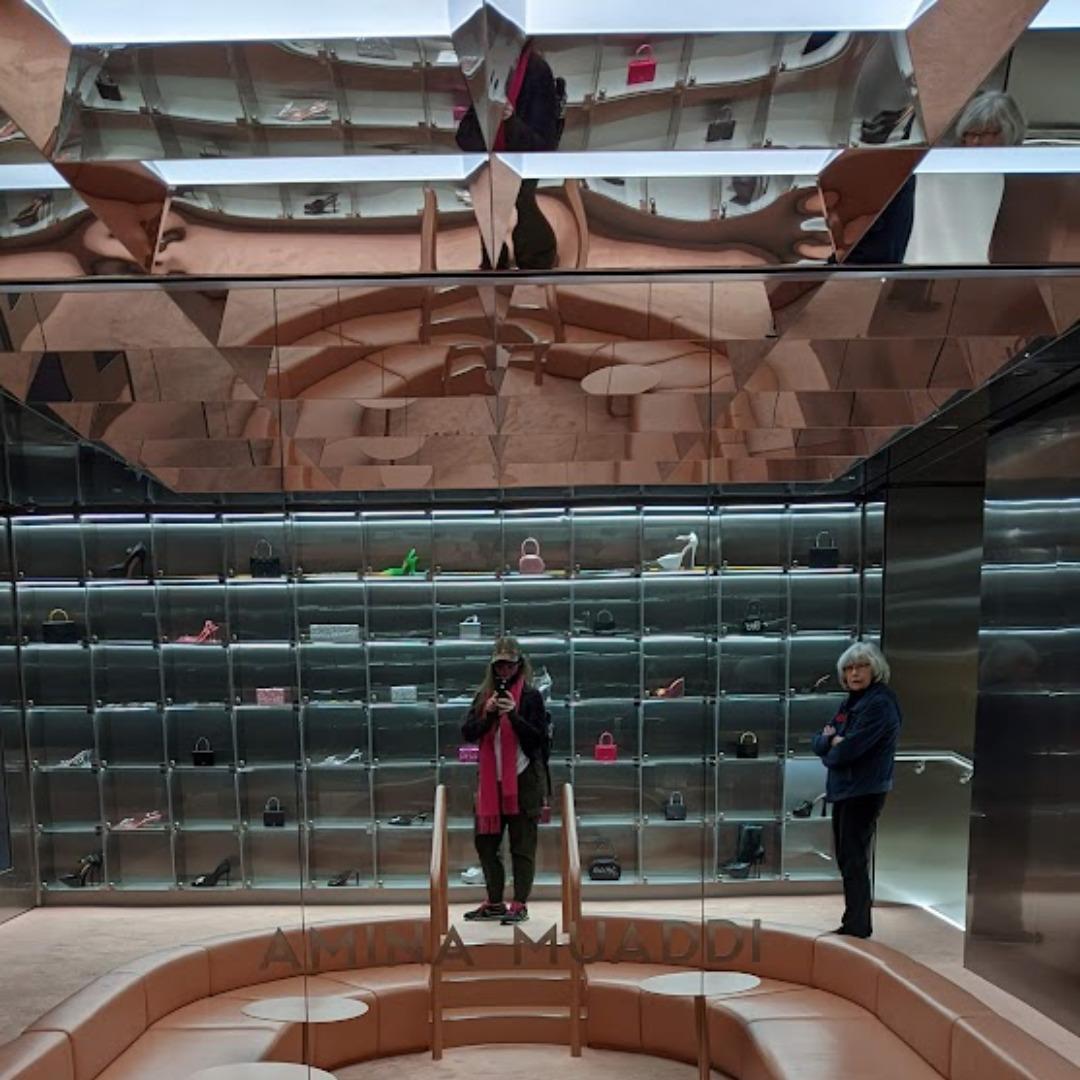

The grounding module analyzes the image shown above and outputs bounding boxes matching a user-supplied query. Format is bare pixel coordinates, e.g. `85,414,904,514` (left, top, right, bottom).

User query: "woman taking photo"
461,637,548,925
812,642,901,939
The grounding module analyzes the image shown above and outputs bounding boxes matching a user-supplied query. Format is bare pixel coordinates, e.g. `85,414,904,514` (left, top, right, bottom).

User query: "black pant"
480,180,557,271
831,792,887,937
474,761,542,904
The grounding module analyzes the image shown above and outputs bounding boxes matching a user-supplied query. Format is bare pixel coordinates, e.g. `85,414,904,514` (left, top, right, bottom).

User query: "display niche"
5,503,883,897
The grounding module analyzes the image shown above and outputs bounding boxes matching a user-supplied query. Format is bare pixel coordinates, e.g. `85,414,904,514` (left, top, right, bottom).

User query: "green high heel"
383,547,419,576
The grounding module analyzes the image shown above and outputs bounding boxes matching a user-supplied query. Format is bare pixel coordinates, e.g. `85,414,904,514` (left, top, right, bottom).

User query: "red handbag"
627,44,657,85
593,731,617,762
458,744,480,764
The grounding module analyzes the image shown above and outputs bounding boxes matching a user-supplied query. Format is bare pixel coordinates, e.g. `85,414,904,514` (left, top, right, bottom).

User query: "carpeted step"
441,1004,587,1047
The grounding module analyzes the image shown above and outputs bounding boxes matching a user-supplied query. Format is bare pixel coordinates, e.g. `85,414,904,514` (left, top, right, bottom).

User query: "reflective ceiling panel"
0,1,1072,494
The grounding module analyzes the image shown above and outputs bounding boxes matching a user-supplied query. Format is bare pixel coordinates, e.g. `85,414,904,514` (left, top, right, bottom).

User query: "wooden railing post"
561,783,582,1056
429,784,448,1060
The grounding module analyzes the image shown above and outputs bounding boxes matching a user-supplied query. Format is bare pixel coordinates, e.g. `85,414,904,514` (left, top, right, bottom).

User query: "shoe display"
176,620,221,644
793,794,827,818
105,542,147,579
387,812,428,826
113,810,164,831
500,901,529,925
720,824,766,879
60,852,103,887
12,194,52,229
319,748,364,766
651,677,685,699
277,99,331,122
304,193,339,215
58,749,94,768
191,858,231,887
381,548,420,576
328,868,361,887
460,865,483,885
656,531,699,571
535,667,553,702
860,105,915,145
464,902,507,921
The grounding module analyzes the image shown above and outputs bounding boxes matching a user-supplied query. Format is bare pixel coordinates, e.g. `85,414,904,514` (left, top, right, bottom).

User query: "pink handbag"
457,745,480,763
593,731,617,762
627,44,657,85
256,687,287,706
518,537,545,574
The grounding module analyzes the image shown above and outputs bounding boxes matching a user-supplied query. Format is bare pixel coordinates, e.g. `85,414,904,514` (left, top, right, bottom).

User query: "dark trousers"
474,762,541,904
480,179,557,271
831,792,887,937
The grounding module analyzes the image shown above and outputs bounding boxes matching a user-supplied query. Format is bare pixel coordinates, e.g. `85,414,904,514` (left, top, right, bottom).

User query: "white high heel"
657,531,698,571
59,749,94,768
535,667,553,702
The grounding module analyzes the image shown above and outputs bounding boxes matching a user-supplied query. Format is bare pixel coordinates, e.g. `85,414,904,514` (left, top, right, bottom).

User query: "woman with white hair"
811,641,902,939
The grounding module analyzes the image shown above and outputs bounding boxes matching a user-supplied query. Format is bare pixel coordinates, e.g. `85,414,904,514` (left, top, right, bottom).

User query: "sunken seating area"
0,914,1076,1080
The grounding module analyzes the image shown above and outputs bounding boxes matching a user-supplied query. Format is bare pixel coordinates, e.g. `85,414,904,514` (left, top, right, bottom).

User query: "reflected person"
461,637,548,925
812,642,902,938
456,41,563,269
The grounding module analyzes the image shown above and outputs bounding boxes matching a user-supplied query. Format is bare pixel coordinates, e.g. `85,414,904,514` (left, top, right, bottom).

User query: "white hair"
836,641,891,686
954,91,1027,146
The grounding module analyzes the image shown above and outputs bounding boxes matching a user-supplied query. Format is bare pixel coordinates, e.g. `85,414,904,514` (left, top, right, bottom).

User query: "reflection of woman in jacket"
460,637,548,925
455,44,562,269
812,642,901,938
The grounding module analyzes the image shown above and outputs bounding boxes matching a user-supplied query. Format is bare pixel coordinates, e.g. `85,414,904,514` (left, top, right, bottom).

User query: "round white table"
240,997,369,1024
189,1065,337,1079
641,971,761,1080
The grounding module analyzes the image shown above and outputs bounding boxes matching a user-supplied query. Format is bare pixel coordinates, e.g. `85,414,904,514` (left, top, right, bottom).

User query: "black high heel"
860,106,915,145
60,852,103,887
106,542,148,579
720,824,766,880
191,857,231,887
327,868,360,887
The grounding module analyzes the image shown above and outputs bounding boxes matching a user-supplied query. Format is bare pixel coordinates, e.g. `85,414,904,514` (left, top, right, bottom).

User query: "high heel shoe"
720,824,766,879
657,532,698,571
388,811,428,826
535,667,553,702
793,794,827,819
381,548,420,576
12,194,52,229
176,620,221,644
328,868,360,887
58,749,94,768
304,193,339,215
60,852,103,887
191,857,231,887
106,542,147,579
860,105,915,145
651,677,685,699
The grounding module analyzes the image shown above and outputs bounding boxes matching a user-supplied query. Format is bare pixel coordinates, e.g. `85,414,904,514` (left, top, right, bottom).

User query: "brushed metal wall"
966,387,1080,1037
0,712,35,925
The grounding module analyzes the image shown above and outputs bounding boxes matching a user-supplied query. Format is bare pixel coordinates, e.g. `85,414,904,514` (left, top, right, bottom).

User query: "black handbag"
706,106,736,143
192,737,215,767
593,608,616,635
808,531,840,569
250,539,282,578
263,797,286,827
42,608,79,644
741,601,765,634
664,791,687,821
736,731,759,759
588,855,622,881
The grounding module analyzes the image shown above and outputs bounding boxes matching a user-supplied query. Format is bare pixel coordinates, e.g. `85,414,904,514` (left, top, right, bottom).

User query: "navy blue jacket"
812,682,901,802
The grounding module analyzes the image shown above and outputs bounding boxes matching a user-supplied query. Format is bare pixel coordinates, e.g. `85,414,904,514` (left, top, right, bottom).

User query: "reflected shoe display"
304,193,339,215
793,794,827,818
106,542,147,578
60,852,103,887
464,902,507,921
327,868,361,887
460,865,483,885
535,667,553,702
58,748,94,768
657,531,698,571
388,811,428,826
381,547,420,576
11,194,51,228
319,748,364,766
177,619,221,644
114,810,164,831
720,824,766,879
191,858,231,887
860,105,915,145
652,677,685,699
500,901,529,925
277,99,330,122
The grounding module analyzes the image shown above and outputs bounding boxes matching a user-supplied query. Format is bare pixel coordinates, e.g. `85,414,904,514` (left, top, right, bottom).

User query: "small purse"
250,539,282,578
459,615,482,640
664,791,687,821
192,737,215,767
627,44,657,85
589,840,622,881
309,623,360,643
593,731,617,763
808,531,840,569
593,609,616,635
706,105,736,143
256,687,287,706
263,797,286,827
391,685,419,704
42,608,79,644
736,731,759,759
518,537,546,574
741,601,765,635
457,744,480,763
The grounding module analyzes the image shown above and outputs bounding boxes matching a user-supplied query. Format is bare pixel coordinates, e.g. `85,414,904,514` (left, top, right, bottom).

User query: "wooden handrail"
561,783,581,936
429,784,448,1060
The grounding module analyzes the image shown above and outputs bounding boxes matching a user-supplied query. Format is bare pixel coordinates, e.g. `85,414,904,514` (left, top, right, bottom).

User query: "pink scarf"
476,677,523,834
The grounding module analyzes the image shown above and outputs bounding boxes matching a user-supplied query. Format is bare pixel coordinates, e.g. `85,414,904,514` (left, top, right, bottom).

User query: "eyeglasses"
842,661,872,672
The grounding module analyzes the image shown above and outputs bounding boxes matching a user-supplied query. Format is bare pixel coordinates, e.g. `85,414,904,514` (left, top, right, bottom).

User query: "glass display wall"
1,501,882,898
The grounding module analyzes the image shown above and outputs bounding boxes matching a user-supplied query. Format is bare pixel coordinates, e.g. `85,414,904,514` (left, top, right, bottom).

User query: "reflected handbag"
741,600,765,635
593,731,618,762
256,687,287,706
589,840,622,881
706,105,736,143
627,44,657,85
263,797,286,827
664,791,687,821
192,737,215,767
459,615,482,640
808,531,840,569
42,608,79,644
518,537,546,574
310,623,360,643
593,608,616,635
250,538,282,578
457,744,480,764
736,731,759,759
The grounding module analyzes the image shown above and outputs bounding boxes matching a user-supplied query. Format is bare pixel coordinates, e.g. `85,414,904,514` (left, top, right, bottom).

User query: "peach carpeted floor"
335,1045,726,1079
0,896,1078,1067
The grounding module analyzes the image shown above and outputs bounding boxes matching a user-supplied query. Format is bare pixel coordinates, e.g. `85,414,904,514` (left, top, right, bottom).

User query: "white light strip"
917,146,1080,174
40,0,452,44
151,155,485,187
525,0,932,32
919,903,966,932
1030,0,1080,28
502,149,834,180
0,163,69,192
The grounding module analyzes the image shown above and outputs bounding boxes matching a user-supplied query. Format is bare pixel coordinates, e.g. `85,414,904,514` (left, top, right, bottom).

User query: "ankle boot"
721,824,765,879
